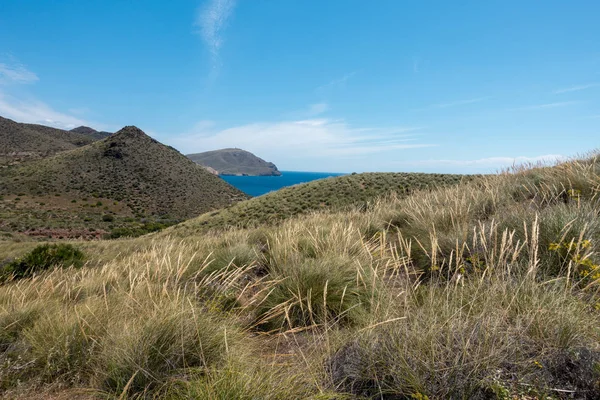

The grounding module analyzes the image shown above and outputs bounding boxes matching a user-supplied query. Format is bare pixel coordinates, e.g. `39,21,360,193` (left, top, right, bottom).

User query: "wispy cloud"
553,83,599,94
517,101,580,110
410,97,490,113
0,62,38,85
410,154,565,167
160,118,432,170
0,91,87,129
433,97,490,109
413,57,421,73
195,0,237,71
316,72,357,94
397,154,566,172
0,56,100,130
283,102,331,119
307,103,329,116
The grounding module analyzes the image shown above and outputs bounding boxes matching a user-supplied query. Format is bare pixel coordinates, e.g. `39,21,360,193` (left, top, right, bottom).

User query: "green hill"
187,148,281,176
0,126,248,239
174,171,472,234
0,116,96,165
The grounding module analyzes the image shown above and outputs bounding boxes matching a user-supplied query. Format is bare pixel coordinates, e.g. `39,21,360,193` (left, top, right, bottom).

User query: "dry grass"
1,156,600,398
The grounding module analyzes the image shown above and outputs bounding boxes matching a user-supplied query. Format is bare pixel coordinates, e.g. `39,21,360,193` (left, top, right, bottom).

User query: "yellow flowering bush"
548,239,600,285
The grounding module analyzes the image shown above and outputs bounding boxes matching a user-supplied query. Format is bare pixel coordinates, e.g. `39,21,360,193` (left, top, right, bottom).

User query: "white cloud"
307,103,329,116
0,57,99,130
160,118,432,170
0,91,87,129
283,103,331,119
0,62,38,85
189,119,217,131
553,83,599,94
195,0,236,69
410,97,490,112
403,154,565,170
517,101,580,110
433,97,490,109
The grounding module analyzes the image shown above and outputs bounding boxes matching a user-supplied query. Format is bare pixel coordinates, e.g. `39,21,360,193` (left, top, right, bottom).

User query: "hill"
173,171,472,234
187,148,281,176
0,126,248,238
0,116,96,165
70,125,113,140
1,156,599,399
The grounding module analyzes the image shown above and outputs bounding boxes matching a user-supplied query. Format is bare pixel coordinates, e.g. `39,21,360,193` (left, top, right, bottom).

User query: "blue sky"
0,0,599,173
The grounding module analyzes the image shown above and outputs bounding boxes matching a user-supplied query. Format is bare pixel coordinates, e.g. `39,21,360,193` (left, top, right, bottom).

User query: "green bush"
106,221,170,239
1,244,85,282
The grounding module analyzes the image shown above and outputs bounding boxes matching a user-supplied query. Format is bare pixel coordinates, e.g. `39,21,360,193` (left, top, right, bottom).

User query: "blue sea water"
221,171,345,197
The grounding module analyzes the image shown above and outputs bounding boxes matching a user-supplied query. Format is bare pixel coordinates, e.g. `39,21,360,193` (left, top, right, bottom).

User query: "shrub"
0,244,85,282
106,221,170,239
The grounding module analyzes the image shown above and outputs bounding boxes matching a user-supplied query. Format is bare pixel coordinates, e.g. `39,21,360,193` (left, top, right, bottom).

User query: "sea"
221,171,345,197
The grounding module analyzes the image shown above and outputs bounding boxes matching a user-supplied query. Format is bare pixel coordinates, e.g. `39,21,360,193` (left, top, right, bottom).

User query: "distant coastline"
187,148,281,176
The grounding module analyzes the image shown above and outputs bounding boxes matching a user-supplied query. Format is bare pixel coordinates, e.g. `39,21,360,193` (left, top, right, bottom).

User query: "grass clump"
97,300,237,396
22,303,105,385
203,242,258,276
256,257,374,331
0,243,84,282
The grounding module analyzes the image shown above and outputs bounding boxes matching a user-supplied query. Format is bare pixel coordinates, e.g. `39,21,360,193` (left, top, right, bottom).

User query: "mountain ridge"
70,125,112,140
0,116,96,164
0,124,248,238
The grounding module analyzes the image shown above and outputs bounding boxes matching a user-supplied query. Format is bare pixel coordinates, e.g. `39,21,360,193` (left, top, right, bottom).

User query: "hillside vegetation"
2,156,599,398
70,126,112,140
0,116,96,165
187,148,281,176
174,171,471,234
0,126,247,239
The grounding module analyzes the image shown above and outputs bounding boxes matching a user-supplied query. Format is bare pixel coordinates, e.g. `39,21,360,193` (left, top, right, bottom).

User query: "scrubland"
1,156,600,399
